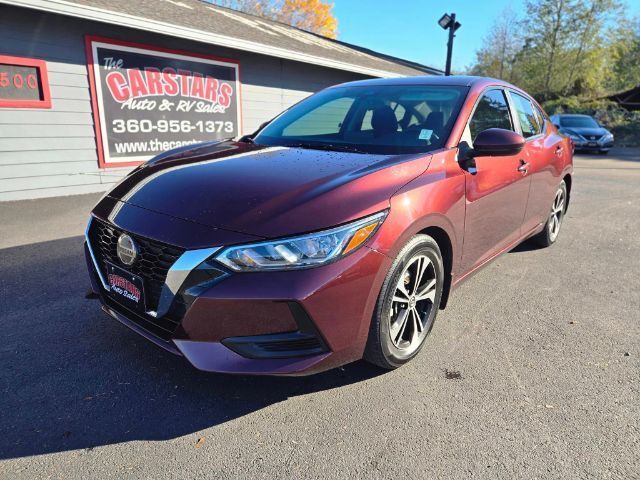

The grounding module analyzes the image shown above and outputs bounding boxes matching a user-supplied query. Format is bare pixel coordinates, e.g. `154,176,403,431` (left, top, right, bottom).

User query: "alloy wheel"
388,255,437,354
548,188,565,242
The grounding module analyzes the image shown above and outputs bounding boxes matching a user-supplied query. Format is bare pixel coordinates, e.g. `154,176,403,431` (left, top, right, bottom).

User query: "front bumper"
574,140,613,151
85,230,391,375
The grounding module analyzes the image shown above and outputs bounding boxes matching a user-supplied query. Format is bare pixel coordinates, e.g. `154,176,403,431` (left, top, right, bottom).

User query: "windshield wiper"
284,142,366,154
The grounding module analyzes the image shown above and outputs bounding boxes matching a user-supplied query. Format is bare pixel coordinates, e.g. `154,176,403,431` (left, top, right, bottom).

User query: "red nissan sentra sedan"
85,76,573,375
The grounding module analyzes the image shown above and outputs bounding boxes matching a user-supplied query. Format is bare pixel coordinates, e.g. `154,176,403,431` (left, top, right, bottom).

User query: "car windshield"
253,85,468,155
560,116,599,128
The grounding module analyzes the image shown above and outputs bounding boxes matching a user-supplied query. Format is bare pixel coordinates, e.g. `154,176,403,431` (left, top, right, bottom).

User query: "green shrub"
610,121,640,147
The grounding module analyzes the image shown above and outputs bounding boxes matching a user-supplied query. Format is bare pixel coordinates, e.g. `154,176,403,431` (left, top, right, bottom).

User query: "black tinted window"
469,89,513,140
560,116,599,128
511,92,542,138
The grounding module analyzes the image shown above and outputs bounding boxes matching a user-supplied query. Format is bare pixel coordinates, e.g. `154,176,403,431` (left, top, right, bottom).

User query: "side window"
282,97,354,136
468,89,513,141
510,92,542,138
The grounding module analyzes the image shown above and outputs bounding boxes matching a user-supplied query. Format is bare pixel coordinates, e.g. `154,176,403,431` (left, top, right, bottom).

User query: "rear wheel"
364,235,444,369
532,180,567,247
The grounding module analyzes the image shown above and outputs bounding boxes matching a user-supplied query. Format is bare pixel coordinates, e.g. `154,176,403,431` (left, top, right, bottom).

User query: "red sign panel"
0,55,51,109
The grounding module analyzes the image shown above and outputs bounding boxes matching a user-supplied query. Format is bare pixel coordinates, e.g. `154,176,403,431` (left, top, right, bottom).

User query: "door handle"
555,146,564,157
517,160,530,173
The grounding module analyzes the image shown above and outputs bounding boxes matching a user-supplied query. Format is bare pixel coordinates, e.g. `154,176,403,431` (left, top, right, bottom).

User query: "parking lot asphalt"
1,150,638,479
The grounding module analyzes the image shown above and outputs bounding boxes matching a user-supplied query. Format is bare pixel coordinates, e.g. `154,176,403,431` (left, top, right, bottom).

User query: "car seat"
371,106,399,138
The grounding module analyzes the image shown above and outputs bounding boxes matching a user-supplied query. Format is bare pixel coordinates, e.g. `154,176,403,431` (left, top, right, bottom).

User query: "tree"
561,0,622,95
209,0,337,38
519,0,582,99
278,0,337,39
469,0,634,99
469,7,523,84
606,18,640,92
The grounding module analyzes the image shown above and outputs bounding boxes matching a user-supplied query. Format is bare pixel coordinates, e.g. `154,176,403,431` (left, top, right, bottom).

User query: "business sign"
0,55,51,108
86,36,241,168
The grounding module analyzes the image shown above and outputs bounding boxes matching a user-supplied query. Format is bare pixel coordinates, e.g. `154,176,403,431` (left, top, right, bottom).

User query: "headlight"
216,211,387,271
600,133,614,142
569,134,583,142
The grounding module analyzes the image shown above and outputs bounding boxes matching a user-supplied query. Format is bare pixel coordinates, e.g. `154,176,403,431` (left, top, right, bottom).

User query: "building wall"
0,5,368,201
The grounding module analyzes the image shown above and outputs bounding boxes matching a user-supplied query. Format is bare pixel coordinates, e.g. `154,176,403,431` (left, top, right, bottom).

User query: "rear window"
560,116,599,128
511,92,542,138
534,106,546,133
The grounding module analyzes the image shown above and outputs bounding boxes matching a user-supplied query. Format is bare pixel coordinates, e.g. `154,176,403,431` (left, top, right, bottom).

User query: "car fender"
368,149,466,277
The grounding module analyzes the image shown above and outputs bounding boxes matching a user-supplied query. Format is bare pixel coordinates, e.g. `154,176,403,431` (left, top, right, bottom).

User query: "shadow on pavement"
508,238,545,254
0,236,384,460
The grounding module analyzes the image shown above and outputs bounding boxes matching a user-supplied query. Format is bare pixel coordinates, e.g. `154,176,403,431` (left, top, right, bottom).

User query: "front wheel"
364,235,444,369
532,180,567,247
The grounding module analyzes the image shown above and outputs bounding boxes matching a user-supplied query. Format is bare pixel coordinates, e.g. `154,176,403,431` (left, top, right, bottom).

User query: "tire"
364,234,444,369
531,180,567,248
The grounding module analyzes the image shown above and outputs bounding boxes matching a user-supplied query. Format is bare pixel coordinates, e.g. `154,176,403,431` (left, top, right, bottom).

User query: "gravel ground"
0,151,638,479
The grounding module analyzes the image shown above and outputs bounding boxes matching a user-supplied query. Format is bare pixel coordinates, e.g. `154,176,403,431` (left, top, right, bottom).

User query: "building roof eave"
3,0,435,78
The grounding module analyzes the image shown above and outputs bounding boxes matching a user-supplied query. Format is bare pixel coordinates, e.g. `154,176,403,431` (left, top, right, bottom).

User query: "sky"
333,0,637,72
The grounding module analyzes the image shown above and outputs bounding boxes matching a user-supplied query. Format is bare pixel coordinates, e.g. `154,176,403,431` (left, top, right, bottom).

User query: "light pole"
438,13,461,76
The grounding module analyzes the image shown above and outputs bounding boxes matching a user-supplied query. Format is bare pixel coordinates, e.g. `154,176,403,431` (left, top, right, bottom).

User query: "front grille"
103,295,182,342
89,218,185,311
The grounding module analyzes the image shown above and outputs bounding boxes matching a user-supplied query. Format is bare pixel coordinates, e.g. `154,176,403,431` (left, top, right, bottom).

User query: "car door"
508,91,561,234
459,88,531,274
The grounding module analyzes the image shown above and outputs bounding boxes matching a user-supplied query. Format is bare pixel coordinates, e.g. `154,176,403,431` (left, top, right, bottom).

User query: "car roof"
556,114,592,118
331,75,514,89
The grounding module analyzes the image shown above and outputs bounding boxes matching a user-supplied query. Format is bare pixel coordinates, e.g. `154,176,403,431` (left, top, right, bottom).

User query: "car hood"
106,141,432,239
561,127,609,138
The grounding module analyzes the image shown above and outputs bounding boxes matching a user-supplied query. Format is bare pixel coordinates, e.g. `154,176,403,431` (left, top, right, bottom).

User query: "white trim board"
2,0,409,78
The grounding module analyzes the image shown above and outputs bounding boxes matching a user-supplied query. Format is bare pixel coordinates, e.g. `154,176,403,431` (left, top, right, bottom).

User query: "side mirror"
472,128,525,157
458,129,525,174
